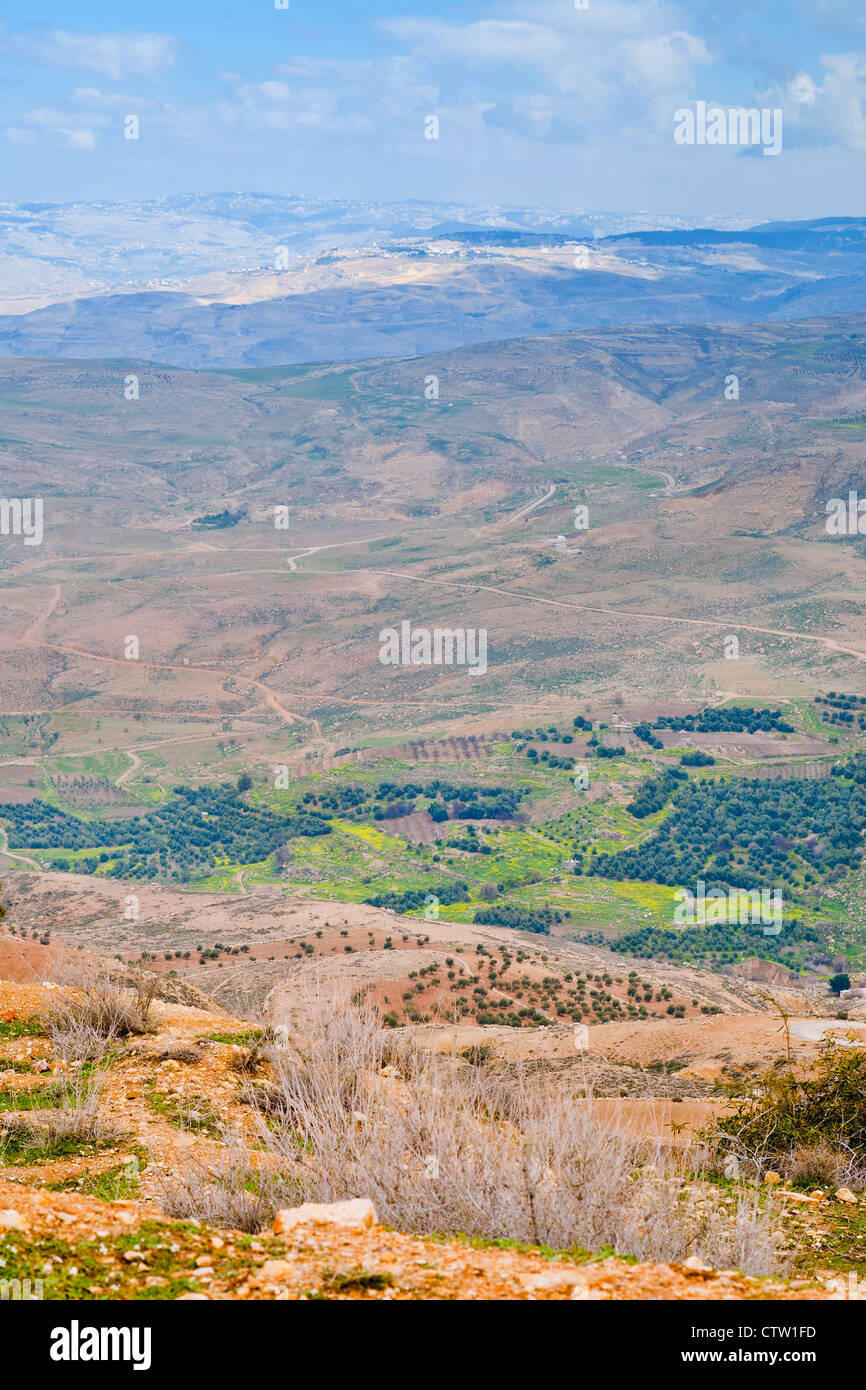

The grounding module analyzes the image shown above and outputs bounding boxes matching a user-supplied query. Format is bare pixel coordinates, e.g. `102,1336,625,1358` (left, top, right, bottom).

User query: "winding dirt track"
284,533,401,571
20,582,61,642
18,585,322,739
0,827,41,870
489,483,557,532
115,750,141,787
12,546,866,766
369,569,866,665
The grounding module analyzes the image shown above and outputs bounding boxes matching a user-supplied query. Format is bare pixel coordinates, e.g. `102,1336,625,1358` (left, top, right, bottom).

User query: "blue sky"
2,0,866,217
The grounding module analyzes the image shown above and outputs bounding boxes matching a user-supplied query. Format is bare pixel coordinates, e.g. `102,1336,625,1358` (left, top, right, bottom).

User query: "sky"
2,0,866,218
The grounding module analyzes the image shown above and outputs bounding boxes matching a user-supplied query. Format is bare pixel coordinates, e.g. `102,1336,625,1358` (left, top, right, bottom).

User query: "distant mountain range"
0,192,752,308
1,196,866,369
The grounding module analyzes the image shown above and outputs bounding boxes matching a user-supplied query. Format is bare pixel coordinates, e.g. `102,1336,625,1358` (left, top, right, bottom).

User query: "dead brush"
227,1041,267,1076
158,1044,203,1066
42,963,159,1051
0,1073,127,1163
248,992,788,1276
46,1013,114,1066
42,967,161,1050
781,1143,865,1192
151,1137,295,1233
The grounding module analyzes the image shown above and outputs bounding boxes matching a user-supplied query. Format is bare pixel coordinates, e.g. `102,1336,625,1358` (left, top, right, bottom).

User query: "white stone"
273,1198,377,1235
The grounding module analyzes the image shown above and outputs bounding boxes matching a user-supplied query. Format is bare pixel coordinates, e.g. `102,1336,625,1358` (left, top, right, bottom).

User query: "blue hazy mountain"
1,199,866,368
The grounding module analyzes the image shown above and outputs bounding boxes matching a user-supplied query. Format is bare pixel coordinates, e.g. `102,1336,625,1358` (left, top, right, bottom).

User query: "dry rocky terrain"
1,926,863,1301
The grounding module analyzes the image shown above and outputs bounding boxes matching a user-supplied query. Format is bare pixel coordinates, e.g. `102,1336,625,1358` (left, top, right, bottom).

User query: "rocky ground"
0,1180,832,1301
1,962,864,1301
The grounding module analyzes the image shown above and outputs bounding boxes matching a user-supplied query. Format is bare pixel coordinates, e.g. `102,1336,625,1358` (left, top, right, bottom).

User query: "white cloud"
17,106,109,151
71,87,133,107
382,4,710,100
33,30,178,80
26,89,210,143
787,71,820,109
220,76,378,135
63,128,98,150
625,31,711,91
382,18,566,70
763,51,866,149
212,0,714,160
257,81,291,103
378,2,712,143
277,59,373,82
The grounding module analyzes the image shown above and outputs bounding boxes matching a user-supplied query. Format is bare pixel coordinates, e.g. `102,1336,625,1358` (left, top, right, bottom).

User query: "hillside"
3,316,866,738
0,948,857,1302
4,315,866,982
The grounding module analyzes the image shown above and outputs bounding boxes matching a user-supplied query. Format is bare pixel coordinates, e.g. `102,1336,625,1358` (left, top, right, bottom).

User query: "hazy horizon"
3,1,866,219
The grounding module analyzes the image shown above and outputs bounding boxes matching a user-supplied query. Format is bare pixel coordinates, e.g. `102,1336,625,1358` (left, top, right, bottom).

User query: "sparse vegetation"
708,1041,866,1188
0,1074,127,1164
236,994,786,1272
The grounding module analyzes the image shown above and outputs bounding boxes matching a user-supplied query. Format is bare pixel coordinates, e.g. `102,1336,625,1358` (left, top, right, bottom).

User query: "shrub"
43,964,158,1051
0,1074,126,1163
708,1041,866,1185
152,1141,290,1233
782,1143,853,1190
227,1041,267,1075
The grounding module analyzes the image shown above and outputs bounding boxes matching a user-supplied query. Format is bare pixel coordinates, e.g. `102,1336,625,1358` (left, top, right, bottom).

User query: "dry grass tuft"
782,1143,865,1192
42,964,158,1059
0,1073,127,1162
152,1140,291,1233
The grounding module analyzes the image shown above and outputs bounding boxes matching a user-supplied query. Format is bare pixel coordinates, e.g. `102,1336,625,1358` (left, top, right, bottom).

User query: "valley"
3,275,866,1307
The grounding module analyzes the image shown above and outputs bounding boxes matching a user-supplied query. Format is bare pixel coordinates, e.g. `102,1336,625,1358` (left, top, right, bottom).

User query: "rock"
194,1255,213,1267
677,1063,724,1083
176,1293,209,1300
775,1191,823,1204
763,1171,783,1185
273,1198,377,1235
835,1187,858,1204
520,1267,590,1292
682,1255,713,1273
258,1259,294,1282
0,1210,25,1231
